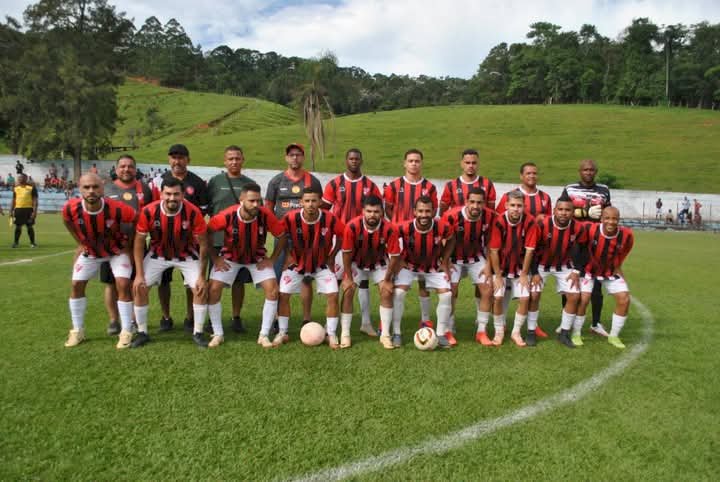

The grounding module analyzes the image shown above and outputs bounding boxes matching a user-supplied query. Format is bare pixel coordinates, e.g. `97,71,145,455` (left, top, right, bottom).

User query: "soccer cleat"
419,320,434,329
192,332,208,348
64,329,85,348
590,323,610,337
11,243,18,248
340,335,352,349
130,332,150,348
106,320,121,336
535,326,549,338
380,336,395,350
130,321,138,334
360,324,379,337
571,334,584,346
445,332,458,346
159,317,174,332
557,330,576,348
525,330,537,347
391,334,403,348
231,316,247,334
555,325,562,334
257,335,274,348
272,332,289,347
183,318,193,333
30,243,37,248
437,335,452,349
327,335,340,350
475,331,493,346
116,330,133,349
511,332,527,347
608,336,626,349
492,330,505,346
208,335,224,348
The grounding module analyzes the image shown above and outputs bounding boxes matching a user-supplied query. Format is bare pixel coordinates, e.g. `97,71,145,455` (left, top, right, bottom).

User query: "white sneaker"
257,335,274,348
208,335,224,348
590,323,610,337
116,330,133,350
340,334,352,349
64,329,85,348
272,332,289,347
327,334,340,350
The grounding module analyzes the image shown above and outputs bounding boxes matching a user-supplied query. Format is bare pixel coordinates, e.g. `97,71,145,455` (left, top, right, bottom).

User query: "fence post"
642,201,645,223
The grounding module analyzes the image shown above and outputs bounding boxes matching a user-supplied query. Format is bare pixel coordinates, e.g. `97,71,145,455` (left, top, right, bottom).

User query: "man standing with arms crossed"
439,148,497,214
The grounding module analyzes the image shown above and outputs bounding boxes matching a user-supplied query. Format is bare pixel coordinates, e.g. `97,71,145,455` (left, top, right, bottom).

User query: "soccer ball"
300,322,326,346
414,327,438,351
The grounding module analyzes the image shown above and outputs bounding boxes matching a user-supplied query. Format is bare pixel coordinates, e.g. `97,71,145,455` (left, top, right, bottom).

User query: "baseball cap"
285,143,305,155
168,144,190,156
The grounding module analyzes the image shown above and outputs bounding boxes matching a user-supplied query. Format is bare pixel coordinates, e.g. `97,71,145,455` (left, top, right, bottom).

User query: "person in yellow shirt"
11,173,38,248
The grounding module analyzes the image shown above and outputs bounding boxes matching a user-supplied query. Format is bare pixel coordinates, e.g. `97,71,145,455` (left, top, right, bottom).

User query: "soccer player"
61,173,137,348
439,148,497,214
529,194,587,348
10,173,38,248
206,145,257,334
101,155,154,335
276,187,345,348
393,196,454,348
575,207,634,349
441,187,496,346
339,195,401,350
322,148,382,337
131,177,210,348
563,159,612,336
497,162,552,220
384,148,438,327
488,190,538,347
206,184,286,348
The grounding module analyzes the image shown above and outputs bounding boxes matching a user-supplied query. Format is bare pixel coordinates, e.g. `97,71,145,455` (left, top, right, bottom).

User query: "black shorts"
13,207,34,226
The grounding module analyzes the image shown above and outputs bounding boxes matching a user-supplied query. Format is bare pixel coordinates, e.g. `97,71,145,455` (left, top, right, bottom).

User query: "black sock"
14,226,21,244
28,226,35,244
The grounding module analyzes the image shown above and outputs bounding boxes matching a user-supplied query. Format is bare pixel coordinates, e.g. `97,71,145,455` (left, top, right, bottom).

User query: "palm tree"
298,52,337,171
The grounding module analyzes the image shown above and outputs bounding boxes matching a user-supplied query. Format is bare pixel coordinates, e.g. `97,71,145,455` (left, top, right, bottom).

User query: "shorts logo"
75,264,83,272
282,275,292,284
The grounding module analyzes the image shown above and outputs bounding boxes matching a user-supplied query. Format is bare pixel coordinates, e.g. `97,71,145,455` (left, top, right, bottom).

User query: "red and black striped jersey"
489,213,538,277
497,187,552,218
534,217,587,271
283,209,345,274
208,205,285,264
383,177,438,224
322,174,382,223
582,224,634,279
440,176,497,210
397,218,453,272
342,216,401,270
62,197,137,257
441,206,496,263
136,200,207,260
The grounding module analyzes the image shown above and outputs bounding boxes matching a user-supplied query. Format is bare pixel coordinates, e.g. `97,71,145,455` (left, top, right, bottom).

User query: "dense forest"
1,0,719,166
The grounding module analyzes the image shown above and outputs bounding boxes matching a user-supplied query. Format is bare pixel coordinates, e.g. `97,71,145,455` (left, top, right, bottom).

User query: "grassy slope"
0,215,718,480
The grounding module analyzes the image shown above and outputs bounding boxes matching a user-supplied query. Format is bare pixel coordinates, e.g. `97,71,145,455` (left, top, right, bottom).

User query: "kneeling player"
61,174,137,348
393,196,454,348
277,187,345,348
529,194,587,348
207,184,286,348
339,195,401,349
488,190,538,347
575,207,634,348
132,178,210,348
441,187,495,346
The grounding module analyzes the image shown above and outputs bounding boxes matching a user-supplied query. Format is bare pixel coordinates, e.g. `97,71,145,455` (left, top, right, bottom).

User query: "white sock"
278,316,289,334
117,300,134,333
69,297,87,331
326,316,339,336
475,297,482,320
560,310,575,331
192,304,207,334
573,315,586,336
527,310,539,331
419,295,431,321
379,306,393,337
340,313,352,338
512,312,527,334
436,292,452,336
261,299,278,336
208,302,224,336
493,312,506,331
358,288,371,326
392,289,407,335
134,304,149,333
610,313,627,337
476,311,490,333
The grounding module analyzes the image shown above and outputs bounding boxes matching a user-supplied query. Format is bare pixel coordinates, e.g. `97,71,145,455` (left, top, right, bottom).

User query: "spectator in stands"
665,209,674,224
110,165,117,181
49,162,58,178
655,198,663,220
7,173,15,187
64,180,75,199
680,196,691,225
61,164,69,180
693,199,702,226
15,160,24,174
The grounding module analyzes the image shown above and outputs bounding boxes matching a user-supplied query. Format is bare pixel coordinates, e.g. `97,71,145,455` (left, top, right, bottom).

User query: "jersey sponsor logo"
280,187,288,191
281,201,291,208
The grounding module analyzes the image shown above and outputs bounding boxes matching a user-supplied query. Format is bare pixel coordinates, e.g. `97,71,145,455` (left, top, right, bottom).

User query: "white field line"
289,299,655,482
0,249,74,267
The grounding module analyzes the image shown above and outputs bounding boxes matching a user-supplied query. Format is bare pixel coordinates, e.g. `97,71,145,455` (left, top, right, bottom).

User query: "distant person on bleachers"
655,198,663,220
49,162,57,178
693,199,702,226
109,165,117,181
65,180,75,199
15,160,24,175
89,163,98,175
665,210,674,224
7,173,15,187
61,164,69,180
679,196,691,224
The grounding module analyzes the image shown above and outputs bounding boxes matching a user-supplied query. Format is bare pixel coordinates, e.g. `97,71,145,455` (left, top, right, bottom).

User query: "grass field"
1,214,718,480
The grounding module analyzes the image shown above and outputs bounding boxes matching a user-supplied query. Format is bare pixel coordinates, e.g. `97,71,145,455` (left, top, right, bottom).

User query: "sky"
2,0,719,78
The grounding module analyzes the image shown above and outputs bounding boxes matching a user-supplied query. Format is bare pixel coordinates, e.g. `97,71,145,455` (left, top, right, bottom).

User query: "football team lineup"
55,143,635,353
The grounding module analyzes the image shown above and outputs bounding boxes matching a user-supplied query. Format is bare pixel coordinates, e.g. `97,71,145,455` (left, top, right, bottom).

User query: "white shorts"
395,268,451,290
72,253,132,281
349,263,389,285
334,251,345,280
581,275,629,294
494,277,530,299
450,259,488,285
144,255,202,288
532,267,581,294
210,260,276,286
280,268,338,294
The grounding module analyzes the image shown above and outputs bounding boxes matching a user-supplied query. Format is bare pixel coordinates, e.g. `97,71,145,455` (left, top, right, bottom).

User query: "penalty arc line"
0,249,75,267
289,298,655,482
